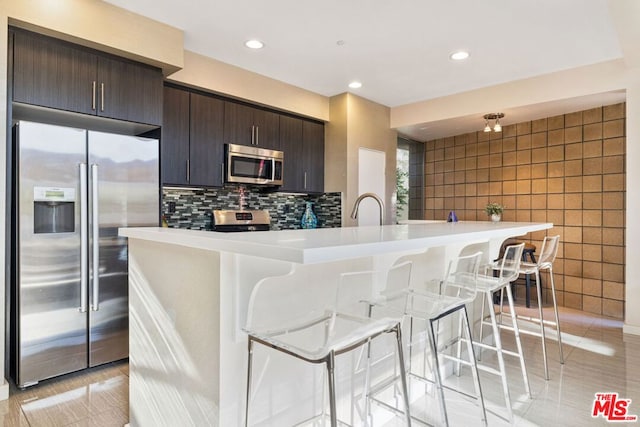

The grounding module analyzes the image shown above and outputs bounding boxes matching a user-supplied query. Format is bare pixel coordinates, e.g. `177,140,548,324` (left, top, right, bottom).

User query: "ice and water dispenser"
33,187,75,233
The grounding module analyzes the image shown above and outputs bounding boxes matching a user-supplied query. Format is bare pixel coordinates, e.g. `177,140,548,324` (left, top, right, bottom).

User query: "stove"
211,210,271,232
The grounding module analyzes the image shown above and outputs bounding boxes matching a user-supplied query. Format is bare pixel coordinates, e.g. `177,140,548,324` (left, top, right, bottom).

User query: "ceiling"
105,0,624,140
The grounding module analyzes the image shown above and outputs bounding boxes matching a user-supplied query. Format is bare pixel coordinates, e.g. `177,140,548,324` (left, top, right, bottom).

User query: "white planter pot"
491,214,501,222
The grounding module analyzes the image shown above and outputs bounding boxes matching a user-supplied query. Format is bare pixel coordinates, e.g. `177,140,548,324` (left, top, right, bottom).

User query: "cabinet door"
254,109,280,150
224,102,280,149
190,93,225,187
224,102,254,146
161,86,190,185
13,30,96,115
97,56,162,125
279,115,304,192
303,121,325,193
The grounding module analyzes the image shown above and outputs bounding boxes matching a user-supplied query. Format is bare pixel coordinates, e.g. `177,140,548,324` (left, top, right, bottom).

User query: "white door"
357,148,385,226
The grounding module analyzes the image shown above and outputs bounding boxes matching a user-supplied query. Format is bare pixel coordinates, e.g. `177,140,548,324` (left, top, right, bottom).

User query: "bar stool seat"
369,252,488,427
243,264,413,427
496,241,539,307
515,235,564,380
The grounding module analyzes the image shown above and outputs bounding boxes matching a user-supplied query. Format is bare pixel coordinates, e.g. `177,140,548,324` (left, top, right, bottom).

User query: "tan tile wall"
423,103,626,318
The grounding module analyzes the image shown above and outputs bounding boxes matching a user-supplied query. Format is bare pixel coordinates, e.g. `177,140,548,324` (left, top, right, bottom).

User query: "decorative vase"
491,214,501,222
301,201,318,229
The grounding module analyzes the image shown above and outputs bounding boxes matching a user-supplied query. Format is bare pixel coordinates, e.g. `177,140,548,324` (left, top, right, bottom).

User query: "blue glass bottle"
301,201,318,229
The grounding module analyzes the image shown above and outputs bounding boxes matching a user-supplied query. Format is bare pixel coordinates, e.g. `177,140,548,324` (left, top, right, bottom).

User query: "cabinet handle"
221,163,225,184
100,83,105,112
255,126,259,145
304,172,307,189
250,125,255,145
91,81,96,111
186,159,190,183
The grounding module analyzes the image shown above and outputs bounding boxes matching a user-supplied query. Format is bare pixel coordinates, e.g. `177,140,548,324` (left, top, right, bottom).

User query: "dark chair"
521,242,541,308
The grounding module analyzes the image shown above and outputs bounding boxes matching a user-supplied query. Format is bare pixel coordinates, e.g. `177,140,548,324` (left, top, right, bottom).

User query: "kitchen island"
120,221,551,426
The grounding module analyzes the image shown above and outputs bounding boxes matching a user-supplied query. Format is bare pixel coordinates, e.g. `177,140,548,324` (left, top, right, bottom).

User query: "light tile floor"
380,305,640,426
0,305,638,426
0,361,128,426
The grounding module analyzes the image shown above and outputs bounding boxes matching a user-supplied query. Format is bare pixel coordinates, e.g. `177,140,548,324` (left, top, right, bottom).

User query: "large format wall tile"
422,102,626,318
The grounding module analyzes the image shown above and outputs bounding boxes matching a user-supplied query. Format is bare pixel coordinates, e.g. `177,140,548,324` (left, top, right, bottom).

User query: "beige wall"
390,60,629,130
168,51,329,121
325,94,349,200
325,93,397,226
624,79,640,334
3,0,184,73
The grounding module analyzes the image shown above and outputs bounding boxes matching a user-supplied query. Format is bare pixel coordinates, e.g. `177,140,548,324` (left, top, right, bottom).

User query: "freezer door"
88,131,159,366
15,121,88,387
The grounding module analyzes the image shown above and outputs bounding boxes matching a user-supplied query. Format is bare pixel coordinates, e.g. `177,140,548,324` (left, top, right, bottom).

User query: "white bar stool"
475,243,532,423
370,252,488,427
243,263,412,427
516,235,564,380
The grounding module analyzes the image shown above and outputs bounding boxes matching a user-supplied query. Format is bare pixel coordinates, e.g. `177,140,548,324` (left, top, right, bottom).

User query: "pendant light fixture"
483,113,505,132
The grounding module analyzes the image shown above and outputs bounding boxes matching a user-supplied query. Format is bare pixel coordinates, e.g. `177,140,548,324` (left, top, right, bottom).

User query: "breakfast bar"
120,221,552,426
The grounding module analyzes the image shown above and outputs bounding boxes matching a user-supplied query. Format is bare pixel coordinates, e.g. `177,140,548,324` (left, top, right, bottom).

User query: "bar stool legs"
428,305,487,427
534,267,550,380
477,279,532,422
548,265,565,363
503,285,532,399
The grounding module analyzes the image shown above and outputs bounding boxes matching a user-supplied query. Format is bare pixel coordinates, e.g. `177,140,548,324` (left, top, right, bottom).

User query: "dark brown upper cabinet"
161,86,190,185
189,93,225,186
279,115,324,193
224,102,280,150
279,115,304,192
161,85,225,187
12,29,162,126
302,120,325,193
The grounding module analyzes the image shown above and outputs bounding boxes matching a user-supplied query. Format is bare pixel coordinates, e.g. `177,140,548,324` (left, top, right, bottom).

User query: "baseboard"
0,380,9,401
623,323,640,336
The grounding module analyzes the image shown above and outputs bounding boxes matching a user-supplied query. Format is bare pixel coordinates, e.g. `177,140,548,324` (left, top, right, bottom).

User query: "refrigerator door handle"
79,163,88,313
91,163,100,311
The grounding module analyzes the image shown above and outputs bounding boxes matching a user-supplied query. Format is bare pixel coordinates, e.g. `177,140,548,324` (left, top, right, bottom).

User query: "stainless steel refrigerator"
12,120,159,387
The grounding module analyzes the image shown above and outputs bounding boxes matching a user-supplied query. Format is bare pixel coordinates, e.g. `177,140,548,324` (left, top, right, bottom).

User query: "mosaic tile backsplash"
162,185,342,230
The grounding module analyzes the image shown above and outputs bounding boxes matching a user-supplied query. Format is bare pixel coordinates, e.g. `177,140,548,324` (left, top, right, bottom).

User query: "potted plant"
485,202,504,222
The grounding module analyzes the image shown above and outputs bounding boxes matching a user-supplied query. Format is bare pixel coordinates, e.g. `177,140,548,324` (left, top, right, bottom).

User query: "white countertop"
120,221,552,264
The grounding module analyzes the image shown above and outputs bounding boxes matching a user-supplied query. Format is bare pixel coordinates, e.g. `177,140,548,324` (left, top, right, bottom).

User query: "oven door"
226,145,283,185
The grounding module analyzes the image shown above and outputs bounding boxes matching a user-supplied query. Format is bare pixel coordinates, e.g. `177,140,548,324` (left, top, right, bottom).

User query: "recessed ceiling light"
449,51,469,61
348,81,362,89
245,40,264,49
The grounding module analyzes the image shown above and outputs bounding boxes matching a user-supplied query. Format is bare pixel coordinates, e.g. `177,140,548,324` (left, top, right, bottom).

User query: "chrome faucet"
351,192,385,226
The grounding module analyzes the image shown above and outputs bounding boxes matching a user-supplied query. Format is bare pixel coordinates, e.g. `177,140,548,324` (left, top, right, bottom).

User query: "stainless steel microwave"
226,143,283,185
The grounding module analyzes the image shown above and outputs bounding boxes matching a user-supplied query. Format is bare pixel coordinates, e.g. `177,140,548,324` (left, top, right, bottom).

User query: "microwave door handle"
271,158,275,181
